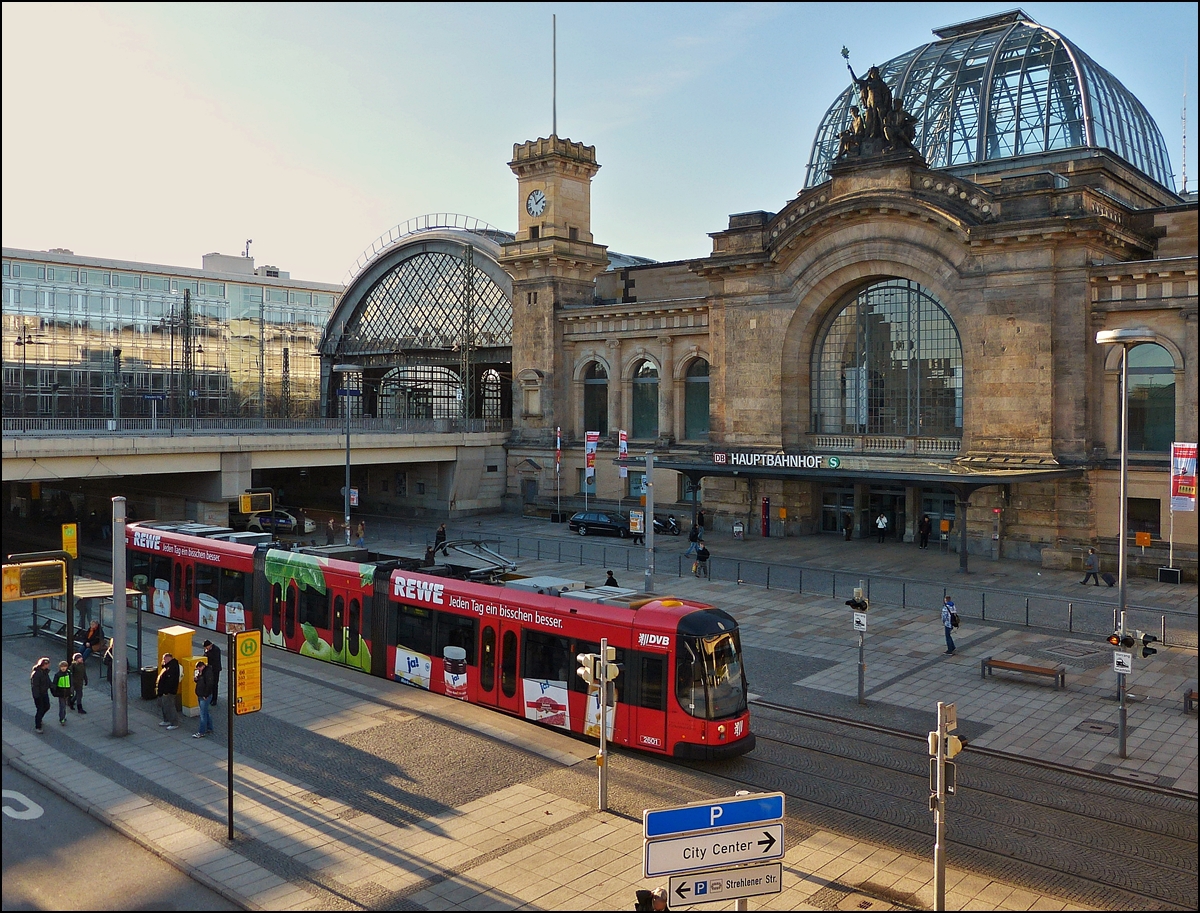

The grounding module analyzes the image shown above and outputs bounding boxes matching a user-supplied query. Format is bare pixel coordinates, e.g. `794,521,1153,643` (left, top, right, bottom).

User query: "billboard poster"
1171,442,1197,512
618,430,628,478
585,431,599,479
555,426,561,474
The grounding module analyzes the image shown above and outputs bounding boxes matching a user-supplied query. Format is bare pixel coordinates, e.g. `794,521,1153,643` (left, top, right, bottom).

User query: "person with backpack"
31,657,52,733
941,596,958,656
203,639,222,709
52,660,73,725
685,523,701,558
694,544,711,579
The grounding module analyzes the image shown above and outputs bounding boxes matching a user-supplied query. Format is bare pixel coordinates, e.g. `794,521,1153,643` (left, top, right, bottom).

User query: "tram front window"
675,630,748,720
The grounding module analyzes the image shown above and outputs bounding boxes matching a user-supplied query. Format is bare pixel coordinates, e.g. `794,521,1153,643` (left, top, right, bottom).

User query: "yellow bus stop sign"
234,630,262,714
62,523,78,559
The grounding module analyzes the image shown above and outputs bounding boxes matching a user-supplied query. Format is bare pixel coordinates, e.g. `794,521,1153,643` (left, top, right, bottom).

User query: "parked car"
247,509,315,536
568,510,631,537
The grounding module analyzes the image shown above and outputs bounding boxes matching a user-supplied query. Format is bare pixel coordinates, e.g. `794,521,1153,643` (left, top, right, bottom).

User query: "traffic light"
1107,630,1135,649
928,731,967,758
577,653,599,686
845,586,869,612
1134,630,1158,659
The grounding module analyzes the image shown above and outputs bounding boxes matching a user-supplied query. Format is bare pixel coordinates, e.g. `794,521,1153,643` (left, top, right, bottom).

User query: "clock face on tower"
526,189,546,217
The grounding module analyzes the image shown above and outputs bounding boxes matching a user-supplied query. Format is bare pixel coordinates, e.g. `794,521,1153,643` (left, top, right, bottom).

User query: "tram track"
675,701,1197,910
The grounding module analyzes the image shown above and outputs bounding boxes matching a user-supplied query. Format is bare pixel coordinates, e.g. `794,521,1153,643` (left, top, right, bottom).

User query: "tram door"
171,557,198,627
477,621,522,716
328,591,367,669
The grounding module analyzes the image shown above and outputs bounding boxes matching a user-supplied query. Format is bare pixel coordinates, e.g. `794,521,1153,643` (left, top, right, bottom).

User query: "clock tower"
500,135,609,444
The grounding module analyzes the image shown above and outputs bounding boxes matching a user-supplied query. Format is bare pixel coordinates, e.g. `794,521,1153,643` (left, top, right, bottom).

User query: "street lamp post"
1096,326,1155,759
332,364,363,546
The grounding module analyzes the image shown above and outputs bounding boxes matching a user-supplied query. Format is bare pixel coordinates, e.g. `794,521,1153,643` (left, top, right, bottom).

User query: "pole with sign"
227,628,261,840
584,431,599,510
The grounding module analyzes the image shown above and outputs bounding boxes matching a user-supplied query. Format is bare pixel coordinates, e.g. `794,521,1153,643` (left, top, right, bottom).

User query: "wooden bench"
1186,688,1199,713
980,656,1066,690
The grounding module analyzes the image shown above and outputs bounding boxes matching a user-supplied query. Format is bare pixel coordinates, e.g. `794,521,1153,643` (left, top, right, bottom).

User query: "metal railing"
2,416,512,437
385,525,1197,648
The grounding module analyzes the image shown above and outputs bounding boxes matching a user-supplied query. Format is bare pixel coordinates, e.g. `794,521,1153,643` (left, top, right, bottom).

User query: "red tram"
126,521,755,759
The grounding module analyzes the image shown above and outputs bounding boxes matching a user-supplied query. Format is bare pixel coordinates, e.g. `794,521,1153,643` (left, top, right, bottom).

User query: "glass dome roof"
805,10,1175,192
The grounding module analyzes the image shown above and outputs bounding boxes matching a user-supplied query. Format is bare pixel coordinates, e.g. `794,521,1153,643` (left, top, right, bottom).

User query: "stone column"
606,338,621,441
1182,308,1198,443
658,335,674,443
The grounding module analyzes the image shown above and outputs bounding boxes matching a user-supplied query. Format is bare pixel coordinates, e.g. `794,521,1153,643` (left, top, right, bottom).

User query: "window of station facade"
583,361,608,435
1127,498,1161,538
1126,343,1174,452
812,279,962,439
631,359,659,439
684,358,709,440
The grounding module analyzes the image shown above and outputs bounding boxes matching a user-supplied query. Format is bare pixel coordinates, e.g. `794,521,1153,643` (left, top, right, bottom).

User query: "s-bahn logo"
132,531,162,551
392,575,445,605
638,633,670,648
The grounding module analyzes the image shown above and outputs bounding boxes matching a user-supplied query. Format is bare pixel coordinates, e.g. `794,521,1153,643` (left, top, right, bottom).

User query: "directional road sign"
644,823,783,877
644,792,784,839
669,862,783,906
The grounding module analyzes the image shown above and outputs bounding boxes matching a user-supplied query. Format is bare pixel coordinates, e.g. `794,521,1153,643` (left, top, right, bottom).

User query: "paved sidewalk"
5,621,1096,912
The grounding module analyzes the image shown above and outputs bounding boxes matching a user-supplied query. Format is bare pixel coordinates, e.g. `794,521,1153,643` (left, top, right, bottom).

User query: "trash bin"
141,666,158,701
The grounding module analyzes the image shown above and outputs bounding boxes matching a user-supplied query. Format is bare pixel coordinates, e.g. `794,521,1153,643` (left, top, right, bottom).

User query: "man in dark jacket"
434,523,448,556
193,660,215,738
30,657,52,733
155,653,181,730
203,639,222,708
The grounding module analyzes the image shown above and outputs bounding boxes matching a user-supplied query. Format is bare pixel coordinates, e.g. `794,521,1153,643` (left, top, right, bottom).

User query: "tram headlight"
717,723,727,741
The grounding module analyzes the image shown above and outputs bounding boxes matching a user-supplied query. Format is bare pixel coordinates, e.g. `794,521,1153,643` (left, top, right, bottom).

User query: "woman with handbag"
941,596,957,655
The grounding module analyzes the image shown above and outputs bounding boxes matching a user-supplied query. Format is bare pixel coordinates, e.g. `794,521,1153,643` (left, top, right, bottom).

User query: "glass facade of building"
2,249,340,418
806,13,1175,192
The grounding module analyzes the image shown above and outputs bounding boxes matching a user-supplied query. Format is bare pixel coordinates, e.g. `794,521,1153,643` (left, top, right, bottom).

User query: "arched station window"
1126,343,1174,452
583,362,608,435
632,360,659,439
811,279,962,437
684,358,709,440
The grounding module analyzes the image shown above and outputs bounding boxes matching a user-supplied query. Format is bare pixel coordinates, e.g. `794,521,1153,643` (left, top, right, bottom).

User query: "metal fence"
387,526,1197,649
2,416,511,437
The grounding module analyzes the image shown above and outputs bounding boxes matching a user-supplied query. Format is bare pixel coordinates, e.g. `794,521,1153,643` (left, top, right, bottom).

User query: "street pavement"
3,512,1196,910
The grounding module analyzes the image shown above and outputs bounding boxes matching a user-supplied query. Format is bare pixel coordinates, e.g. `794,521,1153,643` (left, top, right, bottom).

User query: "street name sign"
644,792,784,839
669,862,783,905
644,823,783,877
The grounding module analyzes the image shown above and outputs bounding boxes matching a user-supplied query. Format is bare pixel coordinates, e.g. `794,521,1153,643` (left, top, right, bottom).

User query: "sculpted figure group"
836,62,917,159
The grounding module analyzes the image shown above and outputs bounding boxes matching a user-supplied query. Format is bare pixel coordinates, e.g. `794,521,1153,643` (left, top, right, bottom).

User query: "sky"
3,2,1197,285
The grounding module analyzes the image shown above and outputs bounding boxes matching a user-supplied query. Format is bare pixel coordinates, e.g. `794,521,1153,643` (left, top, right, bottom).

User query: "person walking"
604,570,619,587
52,660,73,725
694,544,711,579
355,520,366,548
696,509,706,533
325,518,337,545
69,652,88,714
155,652,181,730
31,657,52,733
434,523,448,556
941,596,957,655
203,639,222,708
875,511,889,543
1080,547,1101,585
192,659,214,738
918,514,932,550
842,512,854,541
685,523,701,558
